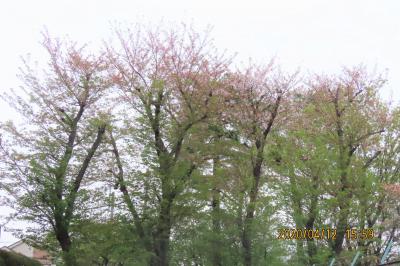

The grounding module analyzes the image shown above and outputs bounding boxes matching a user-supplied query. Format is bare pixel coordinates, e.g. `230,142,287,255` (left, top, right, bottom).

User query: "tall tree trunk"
334,197,351,254
242,146,263,266
242,218,253,266
305,175,319,264
332,101,351,256
211,158,222,266
333,156,352,255
152,188,174,266
56,227,76,266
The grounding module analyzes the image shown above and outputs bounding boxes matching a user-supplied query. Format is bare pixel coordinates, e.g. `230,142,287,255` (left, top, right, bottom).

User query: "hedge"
0,249,41,266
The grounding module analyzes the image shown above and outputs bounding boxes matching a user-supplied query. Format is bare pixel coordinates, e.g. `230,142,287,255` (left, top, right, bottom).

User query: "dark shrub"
0,250,41,266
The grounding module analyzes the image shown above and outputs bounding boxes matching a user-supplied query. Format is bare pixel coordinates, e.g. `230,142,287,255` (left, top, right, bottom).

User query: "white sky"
0,0,399,245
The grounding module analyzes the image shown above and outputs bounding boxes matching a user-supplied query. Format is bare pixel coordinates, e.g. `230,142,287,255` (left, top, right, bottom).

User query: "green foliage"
71,219,151,265
0,250,41,266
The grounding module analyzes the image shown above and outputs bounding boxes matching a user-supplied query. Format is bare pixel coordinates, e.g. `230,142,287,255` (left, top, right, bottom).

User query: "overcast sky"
0,0,399,245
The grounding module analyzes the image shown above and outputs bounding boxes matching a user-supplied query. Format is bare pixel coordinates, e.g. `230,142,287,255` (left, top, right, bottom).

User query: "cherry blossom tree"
0,33,112,265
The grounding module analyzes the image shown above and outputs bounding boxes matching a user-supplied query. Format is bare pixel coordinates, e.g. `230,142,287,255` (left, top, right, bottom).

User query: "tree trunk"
333,200,350,255
305,176,318,264
242,148,263,266
152,193,174,266
332,96,352,256
242,219,253,266
333,169,351,255
57,227,76,266
211,158,222,266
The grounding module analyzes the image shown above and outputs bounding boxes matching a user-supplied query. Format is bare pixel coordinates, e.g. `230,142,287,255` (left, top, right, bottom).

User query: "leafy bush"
0,250,41,266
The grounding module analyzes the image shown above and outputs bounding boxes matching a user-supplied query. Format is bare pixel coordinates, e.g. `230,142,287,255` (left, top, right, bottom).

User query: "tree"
269,67,390,264
0,34,111,265
307,67,388,257
225,62,296,266
106,24,231,265
355,107,400,264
